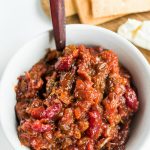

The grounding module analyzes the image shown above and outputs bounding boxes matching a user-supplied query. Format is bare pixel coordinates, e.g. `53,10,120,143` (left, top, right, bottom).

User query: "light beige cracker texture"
91,0,150,18
75,0,124,25
41,0,77,17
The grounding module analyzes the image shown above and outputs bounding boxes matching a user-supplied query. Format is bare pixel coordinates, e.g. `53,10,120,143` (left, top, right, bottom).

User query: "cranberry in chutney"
15,45,139,150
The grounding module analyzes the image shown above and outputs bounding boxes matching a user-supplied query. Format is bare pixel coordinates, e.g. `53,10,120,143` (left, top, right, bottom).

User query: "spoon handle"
50,0,66,51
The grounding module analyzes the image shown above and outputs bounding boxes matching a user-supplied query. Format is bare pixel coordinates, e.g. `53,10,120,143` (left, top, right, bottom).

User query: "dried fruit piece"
87,110,102,139
124,87,139,112
55,56,73,71
31,120,52,133
44,103,62,119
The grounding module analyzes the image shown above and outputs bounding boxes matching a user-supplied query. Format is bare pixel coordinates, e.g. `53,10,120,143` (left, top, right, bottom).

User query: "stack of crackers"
41,0,150,25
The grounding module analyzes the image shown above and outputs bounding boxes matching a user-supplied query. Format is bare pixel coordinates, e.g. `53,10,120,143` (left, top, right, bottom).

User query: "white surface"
0,0,52,77
0,0,52,149
118,19,150,50
1,25,150,150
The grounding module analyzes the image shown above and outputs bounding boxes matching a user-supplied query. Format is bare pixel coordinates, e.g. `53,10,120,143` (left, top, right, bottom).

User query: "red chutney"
15,45,139,150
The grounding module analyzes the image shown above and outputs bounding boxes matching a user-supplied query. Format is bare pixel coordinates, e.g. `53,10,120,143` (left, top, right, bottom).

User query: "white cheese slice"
117,19,150,51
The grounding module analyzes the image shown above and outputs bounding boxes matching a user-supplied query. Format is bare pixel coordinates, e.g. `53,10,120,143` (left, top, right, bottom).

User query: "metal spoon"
49,0,66,51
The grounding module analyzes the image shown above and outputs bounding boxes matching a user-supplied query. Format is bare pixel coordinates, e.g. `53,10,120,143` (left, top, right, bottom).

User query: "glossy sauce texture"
15,45,139,150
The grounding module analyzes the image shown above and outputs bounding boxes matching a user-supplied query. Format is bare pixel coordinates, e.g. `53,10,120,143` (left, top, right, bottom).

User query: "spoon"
49,0,66,51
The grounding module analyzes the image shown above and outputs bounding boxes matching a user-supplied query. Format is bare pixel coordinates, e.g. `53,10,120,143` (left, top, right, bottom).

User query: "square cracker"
41,0,77,17
75,0,124,25
91,0,150,18
65,0,77,16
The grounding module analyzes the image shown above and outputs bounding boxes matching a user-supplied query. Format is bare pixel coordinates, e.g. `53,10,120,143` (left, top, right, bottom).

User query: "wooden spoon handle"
49,0,66,51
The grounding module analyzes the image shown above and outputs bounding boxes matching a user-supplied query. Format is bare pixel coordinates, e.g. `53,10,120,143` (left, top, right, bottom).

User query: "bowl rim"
0,24,150,150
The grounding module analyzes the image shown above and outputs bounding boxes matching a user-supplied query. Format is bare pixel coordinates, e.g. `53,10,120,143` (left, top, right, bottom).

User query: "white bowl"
0,25,150,150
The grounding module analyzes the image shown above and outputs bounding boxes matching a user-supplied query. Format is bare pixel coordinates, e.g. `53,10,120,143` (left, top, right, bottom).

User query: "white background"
0,1,149,149
0,0,52,77
0,0,52,149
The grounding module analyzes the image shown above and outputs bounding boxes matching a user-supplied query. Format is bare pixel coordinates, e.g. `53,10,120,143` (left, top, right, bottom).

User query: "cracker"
75,0,124,25
65,0,77,16
41,0,77,17
91,0,150,18
41,0,50,17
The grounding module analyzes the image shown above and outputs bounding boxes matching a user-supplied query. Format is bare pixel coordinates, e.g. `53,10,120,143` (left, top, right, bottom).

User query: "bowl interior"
0,25,150,150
